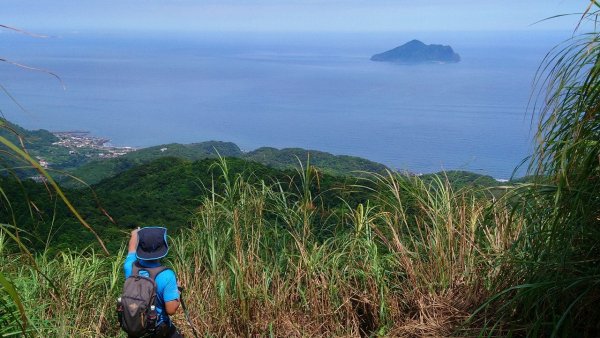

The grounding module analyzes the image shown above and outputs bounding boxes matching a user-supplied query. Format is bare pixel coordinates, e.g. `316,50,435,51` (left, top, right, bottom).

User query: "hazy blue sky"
1,1,588,32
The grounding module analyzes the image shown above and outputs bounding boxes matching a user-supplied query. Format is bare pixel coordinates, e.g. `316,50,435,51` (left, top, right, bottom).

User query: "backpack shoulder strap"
146,265,170,281
132,260,142,277
132,261,170,280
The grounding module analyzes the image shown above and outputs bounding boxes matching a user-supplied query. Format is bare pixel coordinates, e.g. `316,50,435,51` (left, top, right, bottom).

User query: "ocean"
1,30,568,179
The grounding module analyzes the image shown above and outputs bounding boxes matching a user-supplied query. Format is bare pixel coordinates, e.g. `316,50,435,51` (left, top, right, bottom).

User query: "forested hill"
245,147,388,175
68,144,390,185
0,118,62,171
4,156,367,253
2,153,500,254
0,118,58,146
0,118,500,253
0,119,389,184
0,118,117,171
68,142,243,184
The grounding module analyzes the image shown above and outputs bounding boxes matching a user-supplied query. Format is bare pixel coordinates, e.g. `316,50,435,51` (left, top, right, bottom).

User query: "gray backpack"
117,262,169,337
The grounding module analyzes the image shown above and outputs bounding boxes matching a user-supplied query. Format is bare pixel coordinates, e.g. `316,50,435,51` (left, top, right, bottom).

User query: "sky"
1,0,589,33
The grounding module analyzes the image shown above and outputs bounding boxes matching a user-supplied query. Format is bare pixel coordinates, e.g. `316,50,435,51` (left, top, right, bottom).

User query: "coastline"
52,131,136,159
50,130,516,182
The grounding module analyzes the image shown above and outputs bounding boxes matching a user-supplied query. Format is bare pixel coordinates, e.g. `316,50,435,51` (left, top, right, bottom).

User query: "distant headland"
371,39,461,64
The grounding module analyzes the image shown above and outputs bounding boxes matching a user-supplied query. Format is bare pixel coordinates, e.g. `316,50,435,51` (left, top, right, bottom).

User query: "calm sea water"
2,30,568,179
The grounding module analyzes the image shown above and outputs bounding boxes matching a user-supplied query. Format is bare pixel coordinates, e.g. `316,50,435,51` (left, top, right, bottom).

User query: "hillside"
0,118,58,146
2,120,508,191
0,153,560,337
3,154,512,336
67,141,242,185
421,170,500,188
4,156,367,253
243,147,388,175
0,120,390,185
0,118,121,172
65,144,390,186
2,154,502,254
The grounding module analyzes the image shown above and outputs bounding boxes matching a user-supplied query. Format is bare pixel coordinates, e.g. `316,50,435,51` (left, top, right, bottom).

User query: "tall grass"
0,241,123,336
0,24,109,336
479,2,600,336
2,157,519,337
153,158,515,336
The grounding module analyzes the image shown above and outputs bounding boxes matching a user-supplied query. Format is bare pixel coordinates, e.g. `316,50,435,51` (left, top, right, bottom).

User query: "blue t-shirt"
124,253,179,325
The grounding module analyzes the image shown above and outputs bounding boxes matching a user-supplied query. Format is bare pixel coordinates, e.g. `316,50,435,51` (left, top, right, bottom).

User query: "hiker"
119,227,183,338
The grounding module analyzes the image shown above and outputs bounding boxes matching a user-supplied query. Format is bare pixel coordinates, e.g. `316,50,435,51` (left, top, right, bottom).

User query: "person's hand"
128,227,141,253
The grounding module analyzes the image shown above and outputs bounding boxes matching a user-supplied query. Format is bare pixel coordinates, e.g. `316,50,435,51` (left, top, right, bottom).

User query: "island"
371,39,460,63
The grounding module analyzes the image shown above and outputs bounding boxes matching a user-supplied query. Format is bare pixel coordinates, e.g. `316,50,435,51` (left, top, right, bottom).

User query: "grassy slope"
3,155,499,255
4,157,365,253
1,157,514,337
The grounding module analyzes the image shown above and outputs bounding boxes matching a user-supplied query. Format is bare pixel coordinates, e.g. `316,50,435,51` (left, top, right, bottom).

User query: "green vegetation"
67,141,242,185
0,90,108,337
0,120,390,185
0,119,109,172
244,147,389,176
0,119,58,147
1,156,371,254
1,156,500,255
476,5,600,335
2,158,516,336
421,170,501,189
66,143,390,185
1,146,593,335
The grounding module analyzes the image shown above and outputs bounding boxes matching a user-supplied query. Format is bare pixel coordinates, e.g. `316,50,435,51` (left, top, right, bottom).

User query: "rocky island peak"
371,39,461,64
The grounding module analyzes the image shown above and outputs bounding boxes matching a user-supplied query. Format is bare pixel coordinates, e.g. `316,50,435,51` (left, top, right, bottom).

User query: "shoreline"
52,131,136,158
50,130,517,182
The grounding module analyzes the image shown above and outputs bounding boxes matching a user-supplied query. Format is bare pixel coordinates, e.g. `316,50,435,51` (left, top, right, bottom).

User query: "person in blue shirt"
124,227,183,338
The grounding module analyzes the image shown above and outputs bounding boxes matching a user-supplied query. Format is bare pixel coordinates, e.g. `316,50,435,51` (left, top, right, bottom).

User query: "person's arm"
123,228,140,278
162,272,181,315
165,299,180,315
128,228,140,253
